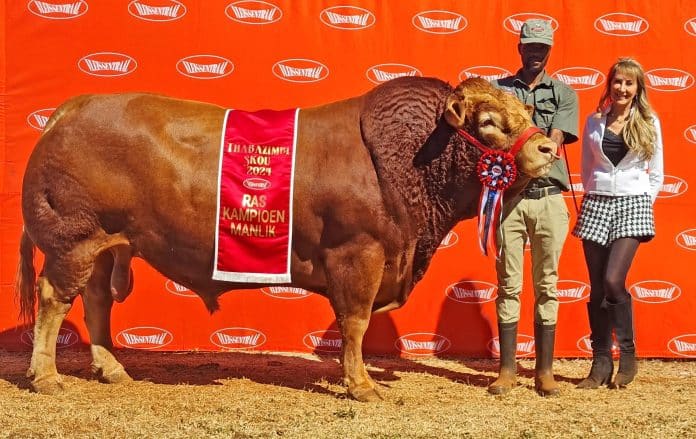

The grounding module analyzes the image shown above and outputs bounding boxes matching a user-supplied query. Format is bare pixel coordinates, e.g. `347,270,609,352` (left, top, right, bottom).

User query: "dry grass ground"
0,349,694,438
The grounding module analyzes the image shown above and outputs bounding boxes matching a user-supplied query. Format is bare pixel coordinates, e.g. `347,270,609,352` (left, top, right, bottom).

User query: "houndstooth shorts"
572,194,655,247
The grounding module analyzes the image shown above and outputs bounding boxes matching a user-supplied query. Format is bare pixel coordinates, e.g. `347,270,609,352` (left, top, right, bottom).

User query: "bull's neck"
409,134,481,284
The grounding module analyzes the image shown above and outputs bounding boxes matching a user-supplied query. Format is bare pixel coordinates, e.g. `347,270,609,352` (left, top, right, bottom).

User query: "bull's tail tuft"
16,228,37,324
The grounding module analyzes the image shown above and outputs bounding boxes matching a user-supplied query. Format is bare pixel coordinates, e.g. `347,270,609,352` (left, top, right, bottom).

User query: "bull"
16,77,558,401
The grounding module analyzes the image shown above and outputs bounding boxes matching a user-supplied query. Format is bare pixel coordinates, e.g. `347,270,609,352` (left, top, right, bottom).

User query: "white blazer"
581,111,664,202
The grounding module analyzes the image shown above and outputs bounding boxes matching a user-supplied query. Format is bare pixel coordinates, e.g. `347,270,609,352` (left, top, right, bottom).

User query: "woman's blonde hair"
597,57,656,159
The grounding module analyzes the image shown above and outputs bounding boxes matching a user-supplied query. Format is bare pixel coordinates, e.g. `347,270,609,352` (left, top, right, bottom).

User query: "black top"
602,128,628,167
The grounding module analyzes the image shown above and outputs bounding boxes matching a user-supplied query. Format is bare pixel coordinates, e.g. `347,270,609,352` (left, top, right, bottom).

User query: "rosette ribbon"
457,127,543,257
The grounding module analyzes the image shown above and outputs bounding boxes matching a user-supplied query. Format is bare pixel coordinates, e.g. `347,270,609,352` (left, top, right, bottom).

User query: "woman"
572,57,664,389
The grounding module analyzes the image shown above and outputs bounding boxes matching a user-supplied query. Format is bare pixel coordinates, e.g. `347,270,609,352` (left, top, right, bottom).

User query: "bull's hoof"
349,384,383,402
487,374,517,395
100,368,133,384
92,363,133,384
31,374,65,395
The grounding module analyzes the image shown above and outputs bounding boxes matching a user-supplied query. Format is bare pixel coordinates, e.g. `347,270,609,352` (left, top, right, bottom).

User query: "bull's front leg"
335,309,381,402
325,241,385,402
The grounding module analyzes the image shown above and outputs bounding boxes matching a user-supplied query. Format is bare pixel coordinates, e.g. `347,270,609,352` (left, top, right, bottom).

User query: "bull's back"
22,93,226,268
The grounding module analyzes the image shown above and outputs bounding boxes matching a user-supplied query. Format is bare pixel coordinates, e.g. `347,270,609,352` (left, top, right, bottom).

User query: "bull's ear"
444,93,467,128
524,104,534,117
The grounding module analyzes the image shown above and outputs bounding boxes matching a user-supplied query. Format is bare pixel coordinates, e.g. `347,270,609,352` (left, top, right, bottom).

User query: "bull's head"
444,77,558,178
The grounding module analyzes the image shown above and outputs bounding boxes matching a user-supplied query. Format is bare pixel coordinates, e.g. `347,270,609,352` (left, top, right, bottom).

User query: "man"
489,19,579,396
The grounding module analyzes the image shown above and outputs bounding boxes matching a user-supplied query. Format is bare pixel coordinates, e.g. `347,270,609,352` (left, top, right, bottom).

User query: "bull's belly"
136,239,329,298
138,244,407,307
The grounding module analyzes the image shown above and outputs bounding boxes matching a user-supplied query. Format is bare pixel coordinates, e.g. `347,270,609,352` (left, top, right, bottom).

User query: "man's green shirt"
491,70,579,191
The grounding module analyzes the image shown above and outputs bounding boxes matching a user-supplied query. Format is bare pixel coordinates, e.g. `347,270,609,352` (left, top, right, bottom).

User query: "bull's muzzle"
538,140,560,161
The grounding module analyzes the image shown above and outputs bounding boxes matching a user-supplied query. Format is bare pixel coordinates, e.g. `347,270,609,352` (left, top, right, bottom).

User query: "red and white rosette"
458,126,543,257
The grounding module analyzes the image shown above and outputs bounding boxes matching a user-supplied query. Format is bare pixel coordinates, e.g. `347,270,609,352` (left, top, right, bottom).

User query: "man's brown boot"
488,322,518,395
534,323,560,397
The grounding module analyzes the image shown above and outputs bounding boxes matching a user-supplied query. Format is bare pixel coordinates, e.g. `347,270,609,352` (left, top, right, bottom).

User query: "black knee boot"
577,301,614,389
488,322,517,395
608,298,637,388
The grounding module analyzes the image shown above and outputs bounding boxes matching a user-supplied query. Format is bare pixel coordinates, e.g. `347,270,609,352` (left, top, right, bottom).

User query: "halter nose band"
456,126,544,157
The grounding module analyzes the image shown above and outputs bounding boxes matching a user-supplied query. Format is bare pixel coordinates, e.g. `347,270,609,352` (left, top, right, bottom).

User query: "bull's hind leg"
28,233,126,393
27,274,76,394
326,241,385,402
82,251,132,384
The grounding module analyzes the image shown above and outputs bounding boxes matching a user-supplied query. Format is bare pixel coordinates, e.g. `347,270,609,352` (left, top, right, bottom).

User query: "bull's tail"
16,228,37,323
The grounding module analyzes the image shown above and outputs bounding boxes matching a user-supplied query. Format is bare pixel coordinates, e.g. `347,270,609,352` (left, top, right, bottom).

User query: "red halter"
456,126,543,191
456,126,544,161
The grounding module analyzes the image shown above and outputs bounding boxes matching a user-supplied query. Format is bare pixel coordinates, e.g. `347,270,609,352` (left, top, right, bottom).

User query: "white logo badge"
21,327,79,349
396,333,451,356
164,280,197,297
437,231,459,250
488,333,535,357
503,13,558,35
445,280,497,304
676,228,696,251
210,327,266,350
78,52,137,77
556,280,590,303
116,326,173,349
412,10,467,34
552,67,606,91
645,68,694,92
667,334,696,358
273,59,329,83
629,280,682,304
128,0,186,22
459,66,512,83
260,286,312,300
366,63,422,84
320,5,375,30
685,18,696,37
28,0,88,19
176,55,234,79
684,125,696,144
243,177,272,191
594,13,648,36
27,108,56,131
302,330,342,352
225,0,282,25
658,175,688,198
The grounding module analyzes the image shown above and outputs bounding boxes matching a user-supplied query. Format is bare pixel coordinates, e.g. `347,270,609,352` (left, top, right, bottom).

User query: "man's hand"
548,128,565,148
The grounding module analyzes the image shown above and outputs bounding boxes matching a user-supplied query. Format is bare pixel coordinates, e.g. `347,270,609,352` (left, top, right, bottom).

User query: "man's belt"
522,186,562,199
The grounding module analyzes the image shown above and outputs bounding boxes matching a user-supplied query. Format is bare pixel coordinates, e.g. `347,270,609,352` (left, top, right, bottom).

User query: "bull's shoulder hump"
366,76,452,99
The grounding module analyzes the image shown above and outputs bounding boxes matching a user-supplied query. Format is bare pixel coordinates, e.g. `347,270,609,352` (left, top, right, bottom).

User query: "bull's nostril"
538,143,560,160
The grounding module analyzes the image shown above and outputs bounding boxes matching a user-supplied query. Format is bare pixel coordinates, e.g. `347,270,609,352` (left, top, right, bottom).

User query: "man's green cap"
519,19,554,46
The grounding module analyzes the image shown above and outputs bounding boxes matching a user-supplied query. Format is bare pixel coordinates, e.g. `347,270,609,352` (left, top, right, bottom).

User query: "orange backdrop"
1,1,695,358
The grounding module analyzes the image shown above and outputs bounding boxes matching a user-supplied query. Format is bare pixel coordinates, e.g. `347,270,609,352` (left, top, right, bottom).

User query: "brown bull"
16,76,557,401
